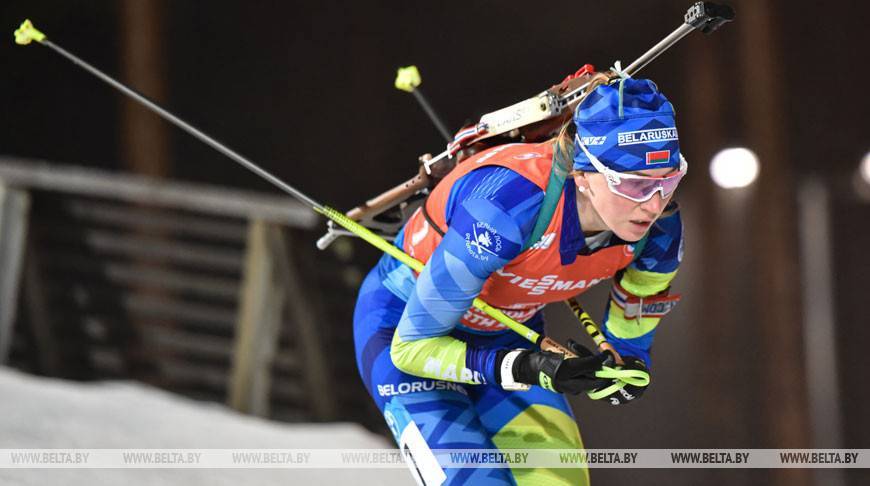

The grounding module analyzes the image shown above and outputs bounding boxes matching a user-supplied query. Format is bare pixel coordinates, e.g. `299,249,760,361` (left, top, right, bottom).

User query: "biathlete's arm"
600,206,684,368
390,166,543,385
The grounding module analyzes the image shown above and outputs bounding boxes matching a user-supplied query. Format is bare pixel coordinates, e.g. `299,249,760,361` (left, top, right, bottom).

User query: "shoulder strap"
521,141,570,251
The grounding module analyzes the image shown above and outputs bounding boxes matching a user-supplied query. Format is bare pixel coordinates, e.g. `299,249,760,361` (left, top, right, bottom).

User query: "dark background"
1,1,868,485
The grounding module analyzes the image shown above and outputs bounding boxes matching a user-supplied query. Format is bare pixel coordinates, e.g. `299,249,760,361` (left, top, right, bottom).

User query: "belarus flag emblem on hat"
645,150,670,165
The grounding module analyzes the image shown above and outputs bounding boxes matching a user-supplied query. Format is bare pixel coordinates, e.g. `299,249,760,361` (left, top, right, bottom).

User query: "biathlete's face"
574,167,678,242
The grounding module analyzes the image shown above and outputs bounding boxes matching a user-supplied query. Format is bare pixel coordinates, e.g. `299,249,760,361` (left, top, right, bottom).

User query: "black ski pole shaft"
395,66,452,142
412,88,451,142
16,24,324,212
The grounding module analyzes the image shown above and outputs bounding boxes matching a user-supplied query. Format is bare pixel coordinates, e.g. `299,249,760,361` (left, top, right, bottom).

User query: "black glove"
499,340,610,394
594,356,649,405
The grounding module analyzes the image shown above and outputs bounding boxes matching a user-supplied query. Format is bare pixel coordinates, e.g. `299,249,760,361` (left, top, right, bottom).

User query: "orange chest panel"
464,191,635,331
481,246,635,305
401,142,636,332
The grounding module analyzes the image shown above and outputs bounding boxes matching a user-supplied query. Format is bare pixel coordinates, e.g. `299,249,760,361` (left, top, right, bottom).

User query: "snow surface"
0,367,412,485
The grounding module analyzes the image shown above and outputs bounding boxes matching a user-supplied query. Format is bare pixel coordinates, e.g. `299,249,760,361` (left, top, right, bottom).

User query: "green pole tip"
14,19,46,45
394,65,421,92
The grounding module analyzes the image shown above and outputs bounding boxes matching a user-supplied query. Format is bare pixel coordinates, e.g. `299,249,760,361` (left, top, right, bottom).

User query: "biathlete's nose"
639,191,665,214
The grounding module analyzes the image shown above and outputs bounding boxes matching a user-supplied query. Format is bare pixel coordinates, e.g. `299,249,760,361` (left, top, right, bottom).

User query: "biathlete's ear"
572,172,591,194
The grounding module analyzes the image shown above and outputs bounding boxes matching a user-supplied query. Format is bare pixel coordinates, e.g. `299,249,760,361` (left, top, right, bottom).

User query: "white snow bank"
0,367,411,485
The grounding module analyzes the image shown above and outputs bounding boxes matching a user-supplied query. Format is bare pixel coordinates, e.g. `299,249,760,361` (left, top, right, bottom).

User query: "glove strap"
595,366,650,386
587,380,626,400
586,365,651,400
500,350,531,391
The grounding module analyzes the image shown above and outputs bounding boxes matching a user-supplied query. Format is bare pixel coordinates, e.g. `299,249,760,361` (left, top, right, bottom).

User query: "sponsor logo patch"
617,127,678,146
460,303,544,332
495,269,604,296
377,380,469,397
579,136,607,146
422,359,484,384
465,221,502,261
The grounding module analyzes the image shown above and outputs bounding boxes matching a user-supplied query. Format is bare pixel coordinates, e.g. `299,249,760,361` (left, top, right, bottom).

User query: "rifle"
316,1,734,250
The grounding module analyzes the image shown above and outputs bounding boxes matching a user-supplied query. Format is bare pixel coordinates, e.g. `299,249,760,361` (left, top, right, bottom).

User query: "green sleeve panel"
606,302,661,339
606,268,678,340
390,331,486,385
621,267,677,297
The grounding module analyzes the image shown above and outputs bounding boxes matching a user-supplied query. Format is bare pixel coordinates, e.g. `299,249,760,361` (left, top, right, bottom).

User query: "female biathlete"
353,76,685,485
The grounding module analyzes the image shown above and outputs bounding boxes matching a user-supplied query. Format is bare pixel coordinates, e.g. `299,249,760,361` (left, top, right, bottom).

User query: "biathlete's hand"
594,356,650,405
499,341,611,394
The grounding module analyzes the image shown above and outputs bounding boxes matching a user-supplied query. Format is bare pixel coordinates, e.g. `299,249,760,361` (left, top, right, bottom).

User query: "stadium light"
859,151,870,186
709,147,760,189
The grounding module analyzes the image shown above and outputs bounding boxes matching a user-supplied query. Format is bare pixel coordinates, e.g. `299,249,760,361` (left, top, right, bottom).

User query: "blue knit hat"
572,78,681,172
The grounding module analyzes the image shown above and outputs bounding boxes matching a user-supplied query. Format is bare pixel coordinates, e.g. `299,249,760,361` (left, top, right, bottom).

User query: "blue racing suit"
353,142,683,485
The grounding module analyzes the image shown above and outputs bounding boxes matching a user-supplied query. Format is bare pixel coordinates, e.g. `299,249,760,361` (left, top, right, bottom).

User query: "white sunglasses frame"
575,135,689,203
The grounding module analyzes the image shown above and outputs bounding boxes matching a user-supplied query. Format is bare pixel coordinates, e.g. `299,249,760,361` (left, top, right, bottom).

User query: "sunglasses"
575,135,688,203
